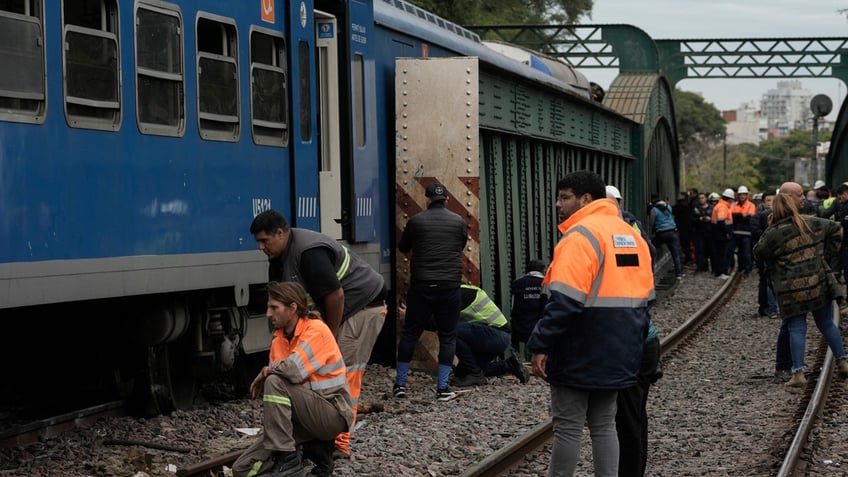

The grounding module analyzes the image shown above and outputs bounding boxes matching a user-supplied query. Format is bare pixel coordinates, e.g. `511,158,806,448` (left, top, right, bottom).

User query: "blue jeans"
652,230,682,276
785,304,847,372
766,278,777,314
455,322,510,376
549,386,618,477
775,319,791,371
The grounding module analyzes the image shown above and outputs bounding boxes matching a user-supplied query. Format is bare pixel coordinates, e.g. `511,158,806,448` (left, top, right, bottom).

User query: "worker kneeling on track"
233,281,353,477
452,283,530,387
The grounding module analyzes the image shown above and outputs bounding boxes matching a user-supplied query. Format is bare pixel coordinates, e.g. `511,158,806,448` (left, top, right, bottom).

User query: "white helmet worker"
721,188,736,199
737,185,749,194
605,185,622,200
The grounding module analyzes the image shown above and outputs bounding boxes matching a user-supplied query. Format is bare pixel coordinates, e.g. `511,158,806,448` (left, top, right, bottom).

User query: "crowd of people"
234,174,848,477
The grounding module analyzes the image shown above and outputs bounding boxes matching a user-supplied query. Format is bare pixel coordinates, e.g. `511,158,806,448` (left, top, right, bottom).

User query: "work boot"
453,372,487,387
269,450,306,477
785,371,807,387
837,359,848,379
773,369,791,383
301,440,334,476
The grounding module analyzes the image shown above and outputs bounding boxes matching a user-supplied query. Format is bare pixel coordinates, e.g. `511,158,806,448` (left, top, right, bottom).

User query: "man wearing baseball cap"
394,181,469,402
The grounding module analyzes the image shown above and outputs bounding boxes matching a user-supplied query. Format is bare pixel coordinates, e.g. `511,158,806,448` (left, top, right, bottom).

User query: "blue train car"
0,0,678,415
0,0,386,414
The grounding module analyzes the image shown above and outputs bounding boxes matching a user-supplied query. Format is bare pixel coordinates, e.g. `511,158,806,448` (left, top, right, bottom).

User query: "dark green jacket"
753,215,842,317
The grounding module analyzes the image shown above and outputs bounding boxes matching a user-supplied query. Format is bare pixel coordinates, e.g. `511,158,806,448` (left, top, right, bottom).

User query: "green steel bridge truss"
466,24,848,87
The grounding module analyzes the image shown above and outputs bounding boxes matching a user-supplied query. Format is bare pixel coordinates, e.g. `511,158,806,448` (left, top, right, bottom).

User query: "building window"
0,0,45,124
63,0,121,130
196,16,238,141
135,2,184,136
250,28,287,146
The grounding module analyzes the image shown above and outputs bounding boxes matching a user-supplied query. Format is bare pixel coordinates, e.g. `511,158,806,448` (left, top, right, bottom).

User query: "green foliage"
404,0,593,25
673,89,726,146
744,129,832,191
684,143,764,195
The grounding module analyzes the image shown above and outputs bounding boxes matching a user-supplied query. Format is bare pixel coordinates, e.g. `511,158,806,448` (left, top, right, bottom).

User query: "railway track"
4,267,845,476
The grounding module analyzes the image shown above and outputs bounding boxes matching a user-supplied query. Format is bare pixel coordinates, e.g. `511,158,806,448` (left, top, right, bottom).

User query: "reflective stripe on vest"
460,285,507,327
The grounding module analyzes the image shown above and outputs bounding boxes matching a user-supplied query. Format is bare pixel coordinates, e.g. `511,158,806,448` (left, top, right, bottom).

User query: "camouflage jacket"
753,215,842,318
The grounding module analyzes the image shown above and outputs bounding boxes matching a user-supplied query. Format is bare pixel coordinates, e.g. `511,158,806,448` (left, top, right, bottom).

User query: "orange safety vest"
530,198,654,389
266,317,349,394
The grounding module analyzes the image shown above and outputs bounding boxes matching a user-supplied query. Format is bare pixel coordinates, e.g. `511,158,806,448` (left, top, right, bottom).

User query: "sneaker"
717,274,730,280
453,372,488,387
506,355,530,384
436,387,457,401
270,450,306,477
392,384,407,398
768,312,779,320
676,275,683,280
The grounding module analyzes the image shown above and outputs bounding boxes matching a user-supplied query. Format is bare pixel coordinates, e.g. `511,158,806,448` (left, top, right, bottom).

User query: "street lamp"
810,94,832,183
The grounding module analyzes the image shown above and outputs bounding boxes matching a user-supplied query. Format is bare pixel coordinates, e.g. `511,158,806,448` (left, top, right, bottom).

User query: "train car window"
353,54,365,147
250,28,287,147
196,15,239,142
0,0,45,124
62,0,121,131
135,2,184,137
298,40,311,141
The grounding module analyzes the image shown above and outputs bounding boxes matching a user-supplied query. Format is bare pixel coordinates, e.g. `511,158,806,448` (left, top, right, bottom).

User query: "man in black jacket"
393,181,468,402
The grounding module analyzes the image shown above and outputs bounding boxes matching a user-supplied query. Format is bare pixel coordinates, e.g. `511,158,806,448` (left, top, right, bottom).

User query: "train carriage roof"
374,0,592,100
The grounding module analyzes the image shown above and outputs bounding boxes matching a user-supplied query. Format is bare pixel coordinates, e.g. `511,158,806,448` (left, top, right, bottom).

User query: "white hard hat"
605,185,622,200
722,188,736,199
737,185,749,194
708,192,720,201
814,180,826,190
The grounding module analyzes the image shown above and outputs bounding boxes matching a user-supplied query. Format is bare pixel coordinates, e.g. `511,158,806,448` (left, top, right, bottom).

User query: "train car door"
346,0,379,243
286,0,320,231
315,10,342,239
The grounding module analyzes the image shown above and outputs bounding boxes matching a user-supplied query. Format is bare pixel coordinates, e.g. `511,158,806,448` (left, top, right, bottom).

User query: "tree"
672,89,727,191
749,129,832,191
405,0,593,25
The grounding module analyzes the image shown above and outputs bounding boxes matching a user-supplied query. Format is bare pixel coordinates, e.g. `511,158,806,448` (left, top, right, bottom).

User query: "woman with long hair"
753,193,848,386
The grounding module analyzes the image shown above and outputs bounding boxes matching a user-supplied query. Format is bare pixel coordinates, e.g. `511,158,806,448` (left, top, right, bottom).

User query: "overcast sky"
581,0,848,119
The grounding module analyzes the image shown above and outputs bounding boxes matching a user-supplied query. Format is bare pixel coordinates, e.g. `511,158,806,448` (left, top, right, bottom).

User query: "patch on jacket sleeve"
616,253,640,267
612,234,638,248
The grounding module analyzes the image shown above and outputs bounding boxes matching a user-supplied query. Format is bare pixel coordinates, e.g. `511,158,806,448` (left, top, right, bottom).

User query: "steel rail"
459,270,740,477
776,303,841,477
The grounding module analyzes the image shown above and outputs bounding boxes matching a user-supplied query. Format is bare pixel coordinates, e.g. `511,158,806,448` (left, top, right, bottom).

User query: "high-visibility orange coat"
266,317,353,411
527,198,654,389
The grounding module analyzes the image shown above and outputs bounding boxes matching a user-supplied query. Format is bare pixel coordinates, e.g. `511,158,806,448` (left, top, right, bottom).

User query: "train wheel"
145,342,196,414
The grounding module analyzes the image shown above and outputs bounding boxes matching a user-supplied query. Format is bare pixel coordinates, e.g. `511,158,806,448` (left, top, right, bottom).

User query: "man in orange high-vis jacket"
729,186,757,275
711,188,736,279
233,282,354,477
250,209,387,459
527,170,654,477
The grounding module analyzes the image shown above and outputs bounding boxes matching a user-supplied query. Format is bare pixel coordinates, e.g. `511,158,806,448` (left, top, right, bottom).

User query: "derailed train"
0,0,679,414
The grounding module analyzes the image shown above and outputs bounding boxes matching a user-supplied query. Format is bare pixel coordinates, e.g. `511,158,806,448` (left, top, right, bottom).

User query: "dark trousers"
616,337,660,477
711,238,731,276
455,322,510,376
397,284,460,367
